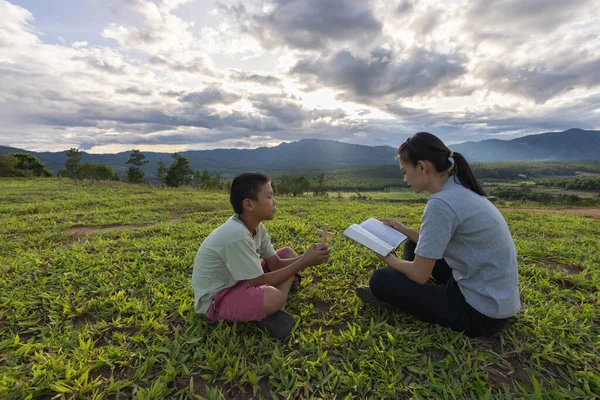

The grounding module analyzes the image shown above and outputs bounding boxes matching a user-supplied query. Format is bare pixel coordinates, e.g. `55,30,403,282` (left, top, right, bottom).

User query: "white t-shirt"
192,215,276,314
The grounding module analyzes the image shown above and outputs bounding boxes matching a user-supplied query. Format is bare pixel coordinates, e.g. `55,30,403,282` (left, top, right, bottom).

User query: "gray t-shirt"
192,216,276,314
415,177,520,319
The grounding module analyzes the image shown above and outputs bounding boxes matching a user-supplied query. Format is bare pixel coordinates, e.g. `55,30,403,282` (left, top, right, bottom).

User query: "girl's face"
399,158,427,193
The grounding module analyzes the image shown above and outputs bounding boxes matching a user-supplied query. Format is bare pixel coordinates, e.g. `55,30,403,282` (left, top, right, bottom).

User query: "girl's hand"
377,253,398,267
380,218,403,232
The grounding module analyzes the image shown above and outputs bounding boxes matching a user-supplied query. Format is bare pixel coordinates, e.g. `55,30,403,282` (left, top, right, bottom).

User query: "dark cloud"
250,94,308,125
222,0,382,50
291,47,468,102
180,87,240,105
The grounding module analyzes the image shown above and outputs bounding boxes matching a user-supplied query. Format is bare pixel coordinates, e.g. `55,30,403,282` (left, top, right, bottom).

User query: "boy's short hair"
230,172,270,215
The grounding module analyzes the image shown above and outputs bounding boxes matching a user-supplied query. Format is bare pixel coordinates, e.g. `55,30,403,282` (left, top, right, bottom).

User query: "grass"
1,178,599,399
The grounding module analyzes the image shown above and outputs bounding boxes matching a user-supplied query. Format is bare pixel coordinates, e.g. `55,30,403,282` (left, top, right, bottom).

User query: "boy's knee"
263,286,285,314
281,247,297,258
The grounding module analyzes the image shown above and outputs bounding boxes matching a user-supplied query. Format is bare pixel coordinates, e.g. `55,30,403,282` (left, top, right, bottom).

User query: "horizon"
1,1,600,153
0,127,594,155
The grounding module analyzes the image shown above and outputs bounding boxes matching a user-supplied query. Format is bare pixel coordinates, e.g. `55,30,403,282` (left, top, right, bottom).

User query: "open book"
343,218,407,257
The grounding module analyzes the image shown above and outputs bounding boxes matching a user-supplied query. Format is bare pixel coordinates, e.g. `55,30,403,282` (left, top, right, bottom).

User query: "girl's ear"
417,160,427,172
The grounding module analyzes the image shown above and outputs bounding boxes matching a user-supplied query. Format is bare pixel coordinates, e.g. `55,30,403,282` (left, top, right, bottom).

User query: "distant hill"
452,128,600,162
1,128,599,178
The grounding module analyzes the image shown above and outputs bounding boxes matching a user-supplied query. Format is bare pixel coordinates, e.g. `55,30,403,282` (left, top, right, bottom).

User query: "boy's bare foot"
355,286,397,310
254,310,295,338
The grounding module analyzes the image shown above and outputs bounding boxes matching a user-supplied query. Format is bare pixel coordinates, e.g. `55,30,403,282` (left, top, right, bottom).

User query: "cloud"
149,54,212,75
291,47,468,103
102,0,195,53
477,58,600,104
180,87,241,105
1,0,599,153
116,86,154,96
229,70,282,86
222,0,382,50
465,0,595,39
250,94,308,126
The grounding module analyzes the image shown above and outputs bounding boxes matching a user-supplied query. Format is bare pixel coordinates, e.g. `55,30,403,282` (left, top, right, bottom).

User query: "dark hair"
230,172,270,215
398,132,486,196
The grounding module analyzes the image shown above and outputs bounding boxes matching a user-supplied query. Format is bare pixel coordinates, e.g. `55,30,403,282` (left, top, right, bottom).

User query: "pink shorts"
205,247,292,322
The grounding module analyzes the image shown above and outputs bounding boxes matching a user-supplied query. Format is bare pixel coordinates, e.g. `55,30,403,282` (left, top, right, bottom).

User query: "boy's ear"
242,198,254,212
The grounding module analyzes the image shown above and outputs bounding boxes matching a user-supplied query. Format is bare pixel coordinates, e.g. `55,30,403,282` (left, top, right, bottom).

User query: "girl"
356,132,520,337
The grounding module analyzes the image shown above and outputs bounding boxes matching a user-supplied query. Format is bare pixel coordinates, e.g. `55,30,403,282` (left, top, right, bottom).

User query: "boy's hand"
302,243,330,266
380,218,403,232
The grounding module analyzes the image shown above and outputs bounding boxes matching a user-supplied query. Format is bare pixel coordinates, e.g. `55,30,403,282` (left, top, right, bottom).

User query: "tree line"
0,149,330,195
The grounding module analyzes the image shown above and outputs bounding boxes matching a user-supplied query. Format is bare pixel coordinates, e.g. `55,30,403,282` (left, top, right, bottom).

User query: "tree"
313,173,328,196
76,163,119,181
193,168,224,190
125,149,148,184
61,148,82,177
165,153,194,187
157,160,167,186
12,153,53,177
0,154,19,177
276,175,310,196
0,153,52,177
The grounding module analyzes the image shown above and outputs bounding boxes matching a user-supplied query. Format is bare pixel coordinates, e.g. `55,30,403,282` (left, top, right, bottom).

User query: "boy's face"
248,181,276,220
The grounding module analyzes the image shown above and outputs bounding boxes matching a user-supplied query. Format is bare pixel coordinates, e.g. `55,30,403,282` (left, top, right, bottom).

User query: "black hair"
398,132,486,196
230,172,271,215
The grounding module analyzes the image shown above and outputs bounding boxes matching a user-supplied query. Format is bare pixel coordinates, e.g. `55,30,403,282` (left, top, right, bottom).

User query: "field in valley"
1,179,599,399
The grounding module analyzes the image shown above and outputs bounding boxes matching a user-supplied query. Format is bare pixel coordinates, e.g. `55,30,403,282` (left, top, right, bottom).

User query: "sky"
1,0,599,153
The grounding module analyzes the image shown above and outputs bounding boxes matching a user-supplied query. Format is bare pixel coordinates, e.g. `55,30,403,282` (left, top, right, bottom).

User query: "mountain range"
1,128,598,178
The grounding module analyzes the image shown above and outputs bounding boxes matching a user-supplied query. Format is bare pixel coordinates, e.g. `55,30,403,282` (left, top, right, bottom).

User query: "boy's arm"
263,254,301,272
247,257,309,287
248,243,329,287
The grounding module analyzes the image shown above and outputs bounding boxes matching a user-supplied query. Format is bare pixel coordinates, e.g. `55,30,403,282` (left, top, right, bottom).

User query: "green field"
1,179,599,399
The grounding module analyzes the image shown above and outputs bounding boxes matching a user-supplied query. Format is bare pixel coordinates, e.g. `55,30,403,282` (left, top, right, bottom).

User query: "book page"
360,218,407,249
343,224,393,256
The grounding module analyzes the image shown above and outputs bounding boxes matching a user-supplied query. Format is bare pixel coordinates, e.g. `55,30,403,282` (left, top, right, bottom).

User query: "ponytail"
398,132,487,196
451,152,486,196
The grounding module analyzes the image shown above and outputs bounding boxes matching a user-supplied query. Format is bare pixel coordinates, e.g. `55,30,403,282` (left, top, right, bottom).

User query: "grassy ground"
1,179,599,399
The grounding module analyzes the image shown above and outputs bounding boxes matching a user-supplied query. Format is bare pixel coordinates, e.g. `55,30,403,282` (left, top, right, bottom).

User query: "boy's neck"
238,213,260,236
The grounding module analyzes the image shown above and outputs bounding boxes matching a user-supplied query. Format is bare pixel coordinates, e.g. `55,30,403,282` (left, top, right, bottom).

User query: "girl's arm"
378,254,436,284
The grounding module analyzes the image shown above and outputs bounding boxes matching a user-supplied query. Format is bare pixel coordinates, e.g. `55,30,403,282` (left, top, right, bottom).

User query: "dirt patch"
483,356,530,389
522,259,581,275
308,321,346,335
500,208,600,219
314,301,331,314
423,347,445,362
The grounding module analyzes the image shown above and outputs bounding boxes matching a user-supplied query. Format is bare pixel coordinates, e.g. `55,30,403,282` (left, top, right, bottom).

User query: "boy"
192,172,330,338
